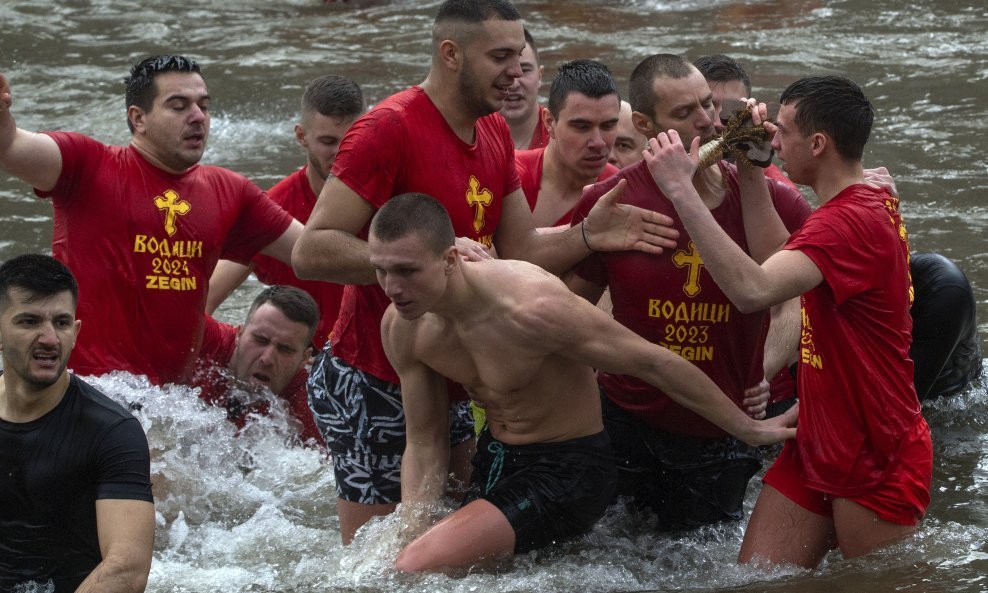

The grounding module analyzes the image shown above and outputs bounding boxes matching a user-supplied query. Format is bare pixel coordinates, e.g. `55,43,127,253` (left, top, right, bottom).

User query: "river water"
2,0,987,591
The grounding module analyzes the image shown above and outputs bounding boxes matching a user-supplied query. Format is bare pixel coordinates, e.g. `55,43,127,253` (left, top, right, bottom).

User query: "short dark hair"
693,54,751,97
628,53,695,119
371,193,455,256
246,285,320,345
780,75,874,161
433,0,521,46
547,59,619,118
124,55,201,132
524,28,539,63
0,254,78,311
302,75,364,119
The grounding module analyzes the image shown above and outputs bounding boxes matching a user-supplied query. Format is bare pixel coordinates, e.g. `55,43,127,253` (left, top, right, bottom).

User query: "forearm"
75,554,149,593
292,228,377,285
643,350,762,442
670,185,774,312
738,166,790,263
206,260,251,314
500,225,590,276
399,442,450,538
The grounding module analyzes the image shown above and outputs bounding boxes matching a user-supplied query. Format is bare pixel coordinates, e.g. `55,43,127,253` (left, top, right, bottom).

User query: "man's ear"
127,106,146,134
632,111,655,137
294,124,306,147
543,108,557,139
445,245,459,274
810,132,828,157
438,39,463,72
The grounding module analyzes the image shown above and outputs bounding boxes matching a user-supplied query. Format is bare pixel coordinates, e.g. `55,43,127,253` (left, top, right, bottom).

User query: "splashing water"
74,369,988,593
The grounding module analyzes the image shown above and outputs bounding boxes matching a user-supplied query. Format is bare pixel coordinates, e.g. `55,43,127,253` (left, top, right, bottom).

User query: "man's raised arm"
0,73,63,192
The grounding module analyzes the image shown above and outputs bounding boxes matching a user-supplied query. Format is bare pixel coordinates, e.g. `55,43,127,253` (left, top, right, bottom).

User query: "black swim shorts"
463,429,617,554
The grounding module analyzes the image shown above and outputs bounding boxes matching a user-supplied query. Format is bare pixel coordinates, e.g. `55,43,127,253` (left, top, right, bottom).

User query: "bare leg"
394,499,515,573
832,497,917,559
738,484,836,568
338,500,396,545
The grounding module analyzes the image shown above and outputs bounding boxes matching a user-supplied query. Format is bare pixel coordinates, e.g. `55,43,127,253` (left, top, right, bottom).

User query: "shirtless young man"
371,193,796,573
293,0,677,544
646,76,932,567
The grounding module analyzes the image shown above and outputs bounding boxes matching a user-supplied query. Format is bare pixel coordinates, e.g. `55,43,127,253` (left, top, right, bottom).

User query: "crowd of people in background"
0,0,982,589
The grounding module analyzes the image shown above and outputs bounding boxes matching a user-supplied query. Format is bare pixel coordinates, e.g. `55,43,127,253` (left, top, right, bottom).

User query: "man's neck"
420,77,480,144
508,109,538,149
812,160,865,204
304,163,327,198
0,371,71,423
129,139,190,176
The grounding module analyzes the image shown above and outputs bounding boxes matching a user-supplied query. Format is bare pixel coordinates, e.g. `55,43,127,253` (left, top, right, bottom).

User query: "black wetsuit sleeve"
94,417,153,502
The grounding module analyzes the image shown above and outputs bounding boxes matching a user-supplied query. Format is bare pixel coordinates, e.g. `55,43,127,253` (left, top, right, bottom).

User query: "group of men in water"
0,0,983,589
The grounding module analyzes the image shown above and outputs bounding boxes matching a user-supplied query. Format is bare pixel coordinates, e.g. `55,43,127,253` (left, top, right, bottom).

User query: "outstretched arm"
75,499,155,593
0,72,62,192
540,288,796,446
644,130,822,313
495,182,679,275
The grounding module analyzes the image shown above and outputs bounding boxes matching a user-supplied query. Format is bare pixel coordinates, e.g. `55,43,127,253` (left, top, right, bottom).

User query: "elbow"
291,237,314,280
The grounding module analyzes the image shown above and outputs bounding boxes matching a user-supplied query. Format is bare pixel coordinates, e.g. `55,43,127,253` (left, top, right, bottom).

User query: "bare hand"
643,131,700,202
584,178,679,255
455,236,494,261
863,166,898,198
742,379,770,420
742,404,797,446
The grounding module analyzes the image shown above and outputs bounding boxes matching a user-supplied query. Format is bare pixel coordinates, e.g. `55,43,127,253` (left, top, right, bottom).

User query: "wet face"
129,71,210,173
232,303,312,396
707,79,748,133
0,288,79,389
297,111,359,181
369,232,452,321
457,19,525,118
500,42,542,125
548,92,620,179
771,102,814,185
639,70,716,144
609,100,647,169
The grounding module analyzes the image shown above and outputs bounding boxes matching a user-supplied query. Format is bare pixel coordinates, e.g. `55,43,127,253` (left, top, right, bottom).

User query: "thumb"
598,178,628,207
688,136,701,162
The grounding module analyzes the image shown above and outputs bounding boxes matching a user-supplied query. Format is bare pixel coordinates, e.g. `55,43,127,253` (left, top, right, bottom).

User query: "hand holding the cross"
583,179,680,255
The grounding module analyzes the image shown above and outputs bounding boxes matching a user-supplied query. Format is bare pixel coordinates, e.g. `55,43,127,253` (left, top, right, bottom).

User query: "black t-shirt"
0,373,153,592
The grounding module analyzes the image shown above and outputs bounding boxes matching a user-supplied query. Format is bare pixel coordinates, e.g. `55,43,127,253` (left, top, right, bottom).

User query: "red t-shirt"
783,184,926,494
572,160,812,438
525,105,551,150
765,163,796,190
193,315,322,446
36,132,293,385
330,86,521,383
251,166,343,349
515,146,619,227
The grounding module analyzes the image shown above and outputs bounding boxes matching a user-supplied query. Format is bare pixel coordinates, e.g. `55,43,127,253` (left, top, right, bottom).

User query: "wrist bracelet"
581,218,594,251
